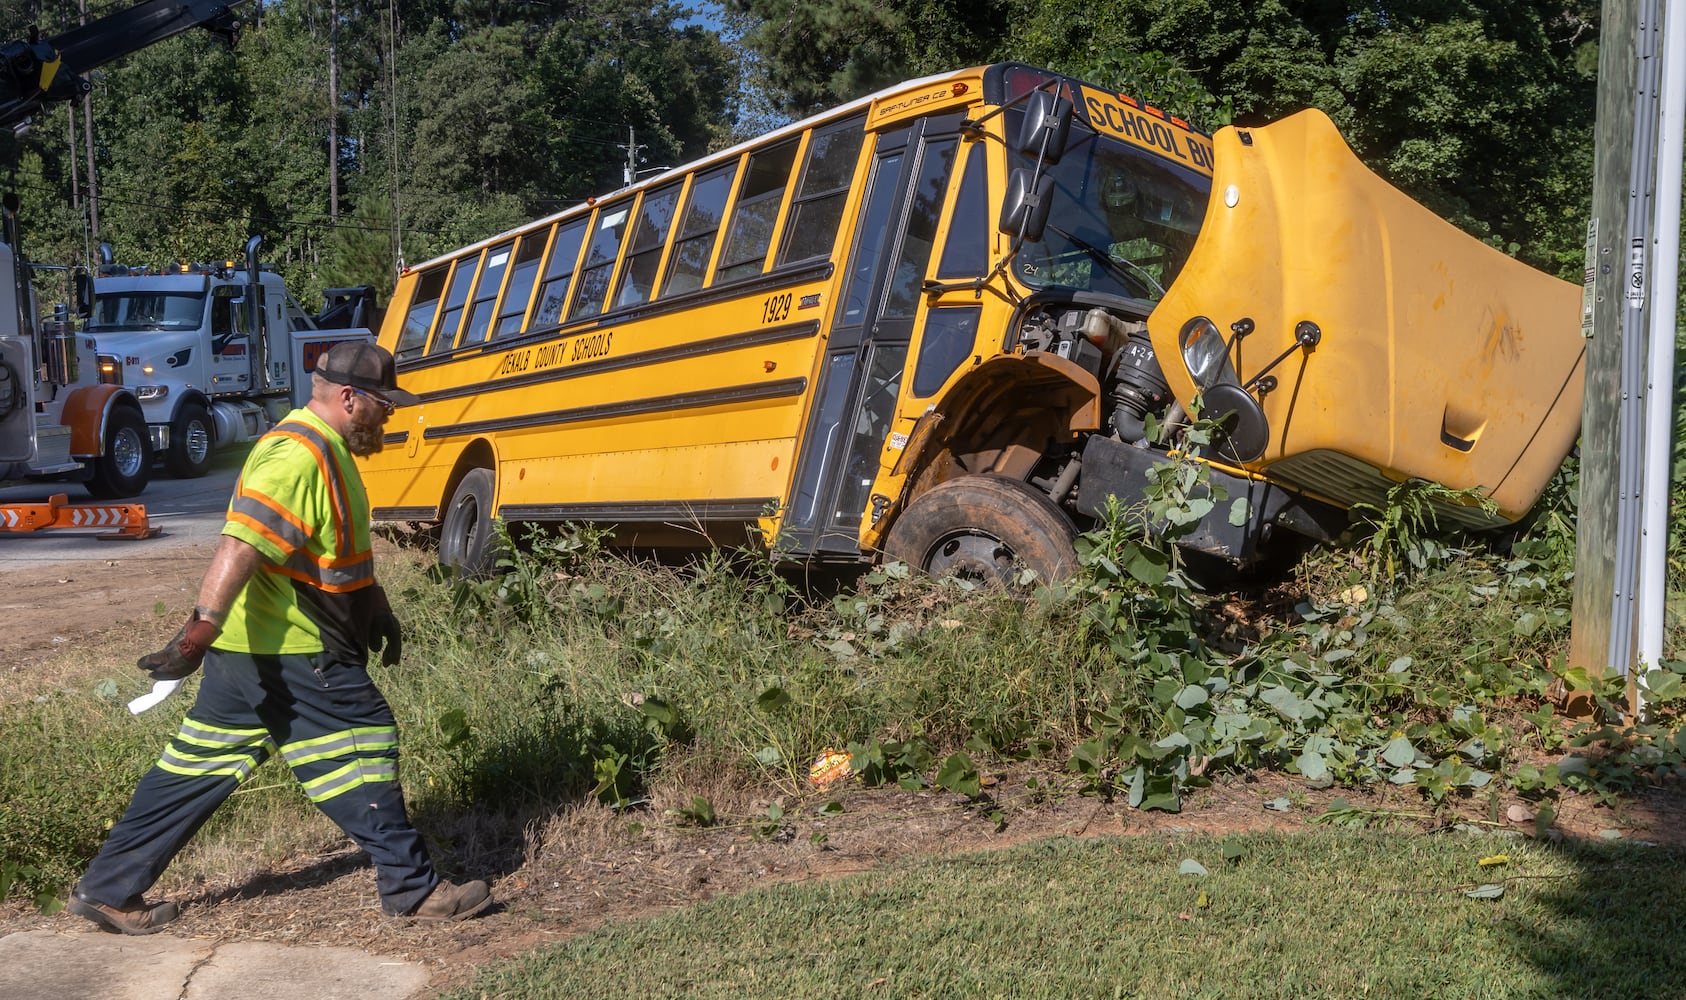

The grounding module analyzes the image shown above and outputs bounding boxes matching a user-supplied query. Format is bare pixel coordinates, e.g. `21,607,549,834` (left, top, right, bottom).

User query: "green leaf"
1174,684,1210,710
753,746,783,767
819,800,846,816
1388,657,1413,674
934,752,982,797
1464,884,1505,899
756,684,792,712
1123,544,1171,585
1228,497,1250,526
438,708,474,749
94,679,119,701
1178,859,1209,877
1381,736,1417,768
1262,796,1291,812
1296,751,1329,781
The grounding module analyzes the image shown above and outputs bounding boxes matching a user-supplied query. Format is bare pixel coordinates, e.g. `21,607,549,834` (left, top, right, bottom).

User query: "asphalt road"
0,441,250,571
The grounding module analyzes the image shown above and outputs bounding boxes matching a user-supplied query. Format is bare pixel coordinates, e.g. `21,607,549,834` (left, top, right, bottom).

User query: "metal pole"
1636,2,1684,714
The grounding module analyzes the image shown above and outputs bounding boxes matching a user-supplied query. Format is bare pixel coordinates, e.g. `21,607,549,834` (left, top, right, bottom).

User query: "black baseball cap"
315,341,420,407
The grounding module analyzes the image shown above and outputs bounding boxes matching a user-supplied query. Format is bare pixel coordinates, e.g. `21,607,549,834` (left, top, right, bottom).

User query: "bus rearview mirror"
1017,90,1073,164
1000,168,1054,243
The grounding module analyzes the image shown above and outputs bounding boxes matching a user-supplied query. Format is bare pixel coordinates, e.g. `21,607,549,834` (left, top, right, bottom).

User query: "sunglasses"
352,387,397,415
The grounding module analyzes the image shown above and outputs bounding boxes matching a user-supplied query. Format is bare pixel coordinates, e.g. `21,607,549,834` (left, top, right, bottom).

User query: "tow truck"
89,240,377,478
0,0,251,538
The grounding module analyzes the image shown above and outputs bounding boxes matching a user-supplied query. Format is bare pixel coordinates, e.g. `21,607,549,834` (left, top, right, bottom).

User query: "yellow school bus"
361,63,1585,580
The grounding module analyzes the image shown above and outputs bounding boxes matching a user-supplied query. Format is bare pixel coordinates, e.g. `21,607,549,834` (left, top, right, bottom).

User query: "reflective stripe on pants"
77,649,437,916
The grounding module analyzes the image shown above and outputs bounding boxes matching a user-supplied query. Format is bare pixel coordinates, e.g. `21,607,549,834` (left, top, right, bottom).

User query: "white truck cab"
88,239,375,477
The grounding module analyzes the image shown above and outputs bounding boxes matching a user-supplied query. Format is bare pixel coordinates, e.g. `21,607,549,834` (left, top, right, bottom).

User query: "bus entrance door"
781,116,964,560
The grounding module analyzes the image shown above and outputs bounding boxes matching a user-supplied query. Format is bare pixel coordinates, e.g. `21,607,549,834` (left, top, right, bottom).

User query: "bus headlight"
1178,316,1231,387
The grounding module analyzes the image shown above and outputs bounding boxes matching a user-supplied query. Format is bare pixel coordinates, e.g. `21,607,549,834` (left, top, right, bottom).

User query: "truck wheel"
85,407,153,499
165,404,214,478
439,468,504,576
884,474,1078,584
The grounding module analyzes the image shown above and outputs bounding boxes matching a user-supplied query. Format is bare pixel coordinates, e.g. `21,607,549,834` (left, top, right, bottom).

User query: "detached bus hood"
1147,109,1584,524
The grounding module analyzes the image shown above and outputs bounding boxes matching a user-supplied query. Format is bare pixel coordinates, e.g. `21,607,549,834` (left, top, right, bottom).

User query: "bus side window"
776,115,866,267
429,252,481,356
569,201,632,322
614,182,682,309
396,266,448,361
493,230,549,339
460,241,513,346
714,139,799,283
660,165,736,299
532,219,588,330
936,143,989,278
882,137,959,319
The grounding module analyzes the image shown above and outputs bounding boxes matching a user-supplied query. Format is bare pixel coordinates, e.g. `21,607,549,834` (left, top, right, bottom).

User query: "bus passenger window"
882,138,958,319
531,219,587,329
429,253,481,356
661,166,736,299
715,139,799,283
936,144,989,278
911,306,981,396
614,183,681,309
460,240,513,346
395,267,448,361
569,201,631,322
777,115,866,267
493,231,548,339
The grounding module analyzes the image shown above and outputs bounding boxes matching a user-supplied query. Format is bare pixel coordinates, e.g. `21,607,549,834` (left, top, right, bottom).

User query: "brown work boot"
409,879,492,921
68,891,179,935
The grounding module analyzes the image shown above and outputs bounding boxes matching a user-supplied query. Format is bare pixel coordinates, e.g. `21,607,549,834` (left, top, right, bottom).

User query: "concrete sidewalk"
0,928,430,1000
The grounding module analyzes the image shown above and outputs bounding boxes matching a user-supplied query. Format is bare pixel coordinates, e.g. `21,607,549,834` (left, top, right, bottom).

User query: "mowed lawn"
451,829,1686,999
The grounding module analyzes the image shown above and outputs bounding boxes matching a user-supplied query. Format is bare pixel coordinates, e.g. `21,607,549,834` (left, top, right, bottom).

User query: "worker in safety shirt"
70,342,491,934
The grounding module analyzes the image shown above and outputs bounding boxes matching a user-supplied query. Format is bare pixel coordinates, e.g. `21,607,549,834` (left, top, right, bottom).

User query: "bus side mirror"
73,271,92,319
1000,168,1053,243
1017,90,1073,165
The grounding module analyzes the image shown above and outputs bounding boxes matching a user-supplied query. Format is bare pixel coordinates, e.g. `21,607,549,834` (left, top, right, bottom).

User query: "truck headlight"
134,385,170,401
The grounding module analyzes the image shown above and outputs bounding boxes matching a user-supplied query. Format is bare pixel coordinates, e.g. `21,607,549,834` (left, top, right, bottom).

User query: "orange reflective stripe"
228,489,311,553
271,425,355,559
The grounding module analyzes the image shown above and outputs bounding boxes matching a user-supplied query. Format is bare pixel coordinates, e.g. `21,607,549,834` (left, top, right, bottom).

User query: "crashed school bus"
360,63,1585,581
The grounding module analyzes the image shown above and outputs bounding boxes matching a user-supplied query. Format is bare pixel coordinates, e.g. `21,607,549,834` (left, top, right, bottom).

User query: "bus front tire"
165,404,214,478
439,468,502,576
883,474,1077,584
85,407,153,500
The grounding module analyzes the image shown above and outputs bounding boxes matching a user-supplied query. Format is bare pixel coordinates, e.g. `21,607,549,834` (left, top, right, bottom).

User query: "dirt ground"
4,550,1684,994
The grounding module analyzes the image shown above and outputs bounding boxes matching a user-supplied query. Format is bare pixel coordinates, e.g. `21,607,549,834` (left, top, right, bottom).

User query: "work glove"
369,585,403,668
137,610,220,681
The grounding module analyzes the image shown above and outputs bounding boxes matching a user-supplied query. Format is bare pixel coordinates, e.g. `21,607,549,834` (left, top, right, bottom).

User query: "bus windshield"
1013,128,1211,303
88,292,207,332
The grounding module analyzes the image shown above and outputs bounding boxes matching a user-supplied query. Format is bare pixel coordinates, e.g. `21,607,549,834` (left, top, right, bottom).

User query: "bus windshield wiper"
1046,224,1165,299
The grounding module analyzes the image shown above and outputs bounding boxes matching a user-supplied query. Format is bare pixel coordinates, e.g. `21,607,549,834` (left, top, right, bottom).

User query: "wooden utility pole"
1570,0,1657,699
329,0,341,222
78,0,99,246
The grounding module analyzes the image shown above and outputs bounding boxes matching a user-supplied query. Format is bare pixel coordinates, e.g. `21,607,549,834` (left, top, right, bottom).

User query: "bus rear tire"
85,407,153,500
165,404,214,478
439,468,502,576
883,474,1077,584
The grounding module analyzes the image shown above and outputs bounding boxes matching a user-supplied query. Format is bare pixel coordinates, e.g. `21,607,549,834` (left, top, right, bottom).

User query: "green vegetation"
446,831,1686,999
3,435,1683,914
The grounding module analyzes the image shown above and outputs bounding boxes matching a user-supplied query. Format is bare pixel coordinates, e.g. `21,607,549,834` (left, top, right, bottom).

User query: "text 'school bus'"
361,63,1585,581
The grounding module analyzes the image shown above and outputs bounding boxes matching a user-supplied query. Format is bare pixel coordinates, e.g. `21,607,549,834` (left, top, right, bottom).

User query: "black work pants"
78,649,437,916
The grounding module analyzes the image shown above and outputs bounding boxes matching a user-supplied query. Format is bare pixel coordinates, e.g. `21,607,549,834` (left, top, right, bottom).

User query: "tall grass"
3,466,1684,907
